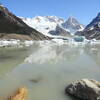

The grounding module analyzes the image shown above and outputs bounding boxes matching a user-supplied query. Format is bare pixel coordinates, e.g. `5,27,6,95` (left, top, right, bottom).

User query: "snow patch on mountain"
21,16,64,36
21,16,84,36
62,17,84,34
85,13,100,30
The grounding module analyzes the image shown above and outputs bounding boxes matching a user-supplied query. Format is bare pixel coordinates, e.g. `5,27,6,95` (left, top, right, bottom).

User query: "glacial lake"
0,42,100,100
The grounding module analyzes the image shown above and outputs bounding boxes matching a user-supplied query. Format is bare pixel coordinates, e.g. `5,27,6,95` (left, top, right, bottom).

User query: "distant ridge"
22,16,85,36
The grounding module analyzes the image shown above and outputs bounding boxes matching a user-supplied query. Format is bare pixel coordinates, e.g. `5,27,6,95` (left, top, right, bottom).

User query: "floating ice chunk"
24,40,34,46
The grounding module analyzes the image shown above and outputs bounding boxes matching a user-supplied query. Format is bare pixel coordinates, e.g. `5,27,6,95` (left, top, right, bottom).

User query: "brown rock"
10,88,28,100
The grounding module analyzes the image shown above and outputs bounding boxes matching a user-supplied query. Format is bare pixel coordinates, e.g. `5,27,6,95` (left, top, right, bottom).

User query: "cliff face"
62,17,84,34
0,5,51,40
75,13,100,40
49,25,71,37
83,13,100,40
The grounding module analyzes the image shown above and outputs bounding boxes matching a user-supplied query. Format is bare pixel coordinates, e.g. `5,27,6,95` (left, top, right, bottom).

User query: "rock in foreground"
11,88,27,100
65,79,100,100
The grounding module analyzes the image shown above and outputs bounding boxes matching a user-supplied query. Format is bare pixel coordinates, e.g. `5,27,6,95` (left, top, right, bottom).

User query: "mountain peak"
62,17,84,33
97,12,100,17
22,16,84,35
68,16,76,20
66,16,80,26
85,12,100,30
83,12,100,40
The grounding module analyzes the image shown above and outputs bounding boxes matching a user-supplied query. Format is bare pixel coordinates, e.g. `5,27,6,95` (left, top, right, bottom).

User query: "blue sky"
1,0,100,25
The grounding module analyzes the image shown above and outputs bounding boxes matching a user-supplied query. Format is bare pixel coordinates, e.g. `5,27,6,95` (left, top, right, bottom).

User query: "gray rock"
65,79,100,100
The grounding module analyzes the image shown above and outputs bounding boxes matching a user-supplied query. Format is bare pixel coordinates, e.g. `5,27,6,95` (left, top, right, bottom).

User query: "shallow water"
0,43,100,100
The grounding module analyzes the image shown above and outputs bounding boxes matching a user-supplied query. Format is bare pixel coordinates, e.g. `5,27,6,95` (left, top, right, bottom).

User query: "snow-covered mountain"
75,13,100,40
85,13,100,30
78,13,100,40
62,17,84,34
21,16,64,36
21,16,84,36
49,25,70,36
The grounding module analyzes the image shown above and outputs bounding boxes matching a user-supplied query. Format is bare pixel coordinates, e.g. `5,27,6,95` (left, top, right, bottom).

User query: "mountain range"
22,16,85,37
0,4,100,40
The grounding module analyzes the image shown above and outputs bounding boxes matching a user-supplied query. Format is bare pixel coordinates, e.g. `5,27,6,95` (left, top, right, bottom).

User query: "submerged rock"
65,79,100,100
10,88,28,100
29,76,43,83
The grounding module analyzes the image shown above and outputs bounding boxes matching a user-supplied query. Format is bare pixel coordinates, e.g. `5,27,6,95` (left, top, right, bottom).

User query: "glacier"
21,16,84,36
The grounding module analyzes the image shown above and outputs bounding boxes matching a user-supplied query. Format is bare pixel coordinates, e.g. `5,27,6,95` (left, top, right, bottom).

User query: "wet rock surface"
10,88,28,100
65,79,100,100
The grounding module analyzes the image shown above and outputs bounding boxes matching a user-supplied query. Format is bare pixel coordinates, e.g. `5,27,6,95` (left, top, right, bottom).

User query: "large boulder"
65,79,100,100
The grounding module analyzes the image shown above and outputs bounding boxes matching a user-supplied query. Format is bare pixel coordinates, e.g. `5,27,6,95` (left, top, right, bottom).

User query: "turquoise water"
0,44,100,100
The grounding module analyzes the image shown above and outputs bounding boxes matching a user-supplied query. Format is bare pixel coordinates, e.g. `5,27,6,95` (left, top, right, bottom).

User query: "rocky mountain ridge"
0,5,50,40
62,17,84,34
76,13,100,40
22,16,84,36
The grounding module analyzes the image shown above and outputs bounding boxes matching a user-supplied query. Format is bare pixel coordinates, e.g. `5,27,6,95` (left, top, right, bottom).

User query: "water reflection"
0,47,32,78
0,43,100,100
85,45,100,66
25,44,84,64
